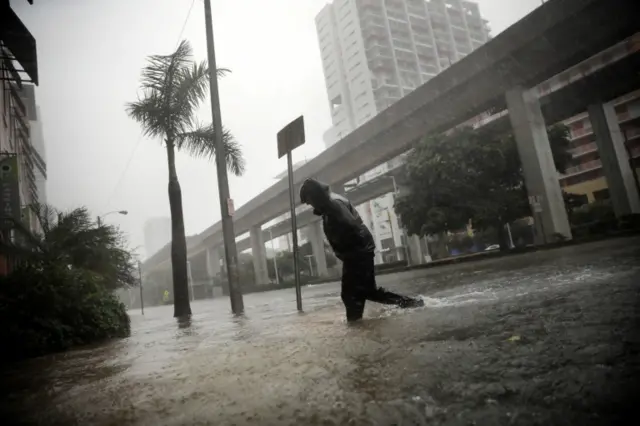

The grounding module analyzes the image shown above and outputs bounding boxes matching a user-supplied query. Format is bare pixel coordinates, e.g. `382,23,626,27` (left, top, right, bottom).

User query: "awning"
1,4,39,85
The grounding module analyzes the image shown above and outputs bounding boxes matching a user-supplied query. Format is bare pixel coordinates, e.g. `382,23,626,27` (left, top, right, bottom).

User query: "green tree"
31,204,137,290
395,124,572,250
0,204,134,360
126,40,245,317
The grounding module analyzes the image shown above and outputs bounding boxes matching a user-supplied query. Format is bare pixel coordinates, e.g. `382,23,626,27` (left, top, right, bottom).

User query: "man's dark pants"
340,254,417,321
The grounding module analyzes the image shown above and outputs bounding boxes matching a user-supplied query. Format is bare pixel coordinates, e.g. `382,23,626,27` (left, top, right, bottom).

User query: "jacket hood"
300,178,331,211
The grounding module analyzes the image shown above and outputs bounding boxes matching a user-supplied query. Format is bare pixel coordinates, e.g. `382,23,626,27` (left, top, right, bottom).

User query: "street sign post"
277,115,305,312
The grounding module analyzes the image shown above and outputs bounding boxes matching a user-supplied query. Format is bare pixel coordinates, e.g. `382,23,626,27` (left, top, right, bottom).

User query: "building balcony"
368,57,396,71
561,159,602,178
366,44,394,60
570,142,598,158
569,108,640,141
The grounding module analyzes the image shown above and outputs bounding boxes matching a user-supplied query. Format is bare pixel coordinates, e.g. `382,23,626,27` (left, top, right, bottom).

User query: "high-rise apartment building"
316,0,489,263
144,217,171,259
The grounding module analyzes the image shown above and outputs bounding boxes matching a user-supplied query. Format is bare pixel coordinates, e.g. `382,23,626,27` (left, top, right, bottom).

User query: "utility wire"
103,0,197,211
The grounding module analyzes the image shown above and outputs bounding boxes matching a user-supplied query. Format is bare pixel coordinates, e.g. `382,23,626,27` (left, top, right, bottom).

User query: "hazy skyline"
12,0,543,258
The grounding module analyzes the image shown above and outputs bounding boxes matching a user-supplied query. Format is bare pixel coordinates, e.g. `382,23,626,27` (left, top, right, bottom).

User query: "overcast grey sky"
12,0,542,257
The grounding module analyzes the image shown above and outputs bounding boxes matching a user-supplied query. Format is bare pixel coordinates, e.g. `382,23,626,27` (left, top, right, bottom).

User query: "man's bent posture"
300,178,424,322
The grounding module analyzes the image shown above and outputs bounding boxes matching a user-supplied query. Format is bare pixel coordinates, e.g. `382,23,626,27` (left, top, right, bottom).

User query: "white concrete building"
144,217,171,259
316,0,489,263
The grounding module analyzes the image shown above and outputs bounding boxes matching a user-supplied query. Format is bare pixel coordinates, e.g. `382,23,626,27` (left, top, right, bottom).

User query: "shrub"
0,262,130,362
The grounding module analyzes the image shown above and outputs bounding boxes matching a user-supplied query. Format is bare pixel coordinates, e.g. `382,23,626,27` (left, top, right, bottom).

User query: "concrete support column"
408,234,423,265
308,220,328,277
250,225,269,285
588,102,640,216
205,247,221,278
506,87,572,244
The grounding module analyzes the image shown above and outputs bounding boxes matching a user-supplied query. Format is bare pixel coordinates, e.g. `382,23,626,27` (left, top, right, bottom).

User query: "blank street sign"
277,116,305,159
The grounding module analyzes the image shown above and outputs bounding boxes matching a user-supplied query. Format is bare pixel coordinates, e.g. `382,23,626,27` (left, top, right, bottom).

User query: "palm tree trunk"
166,140,192,318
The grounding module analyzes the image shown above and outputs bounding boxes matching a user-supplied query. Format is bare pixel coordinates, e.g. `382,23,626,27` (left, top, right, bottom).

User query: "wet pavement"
2,237,639,425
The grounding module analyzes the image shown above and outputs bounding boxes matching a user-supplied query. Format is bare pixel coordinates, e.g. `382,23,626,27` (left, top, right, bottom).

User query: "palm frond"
125,92,167,139
216,67,231,78
176,123,246,176
172,60,211,135
173,63,232,135
140,40,193,96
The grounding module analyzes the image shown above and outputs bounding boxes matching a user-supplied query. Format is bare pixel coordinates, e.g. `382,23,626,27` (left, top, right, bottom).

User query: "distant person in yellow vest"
163,290,170,304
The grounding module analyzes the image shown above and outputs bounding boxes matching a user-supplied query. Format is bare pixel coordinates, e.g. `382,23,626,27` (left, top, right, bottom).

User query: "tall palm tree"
126,40,245,317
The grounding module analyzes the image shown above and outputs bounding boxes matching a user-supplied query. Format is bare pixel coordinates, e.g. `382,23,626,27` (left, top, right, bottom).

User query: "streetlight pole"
203,0,244,314
268,228,280,286
97,210,128,226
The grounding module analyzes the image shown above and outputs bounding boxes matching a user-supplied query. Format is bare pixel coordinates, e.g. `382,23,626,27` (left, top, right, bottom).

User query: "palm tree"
126,40,245,317
28,204,137,290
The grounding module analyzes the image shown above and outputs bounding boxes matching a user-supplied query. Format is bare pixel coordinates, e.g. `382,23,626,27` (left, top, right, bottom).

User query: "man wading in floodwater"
300,178,424,322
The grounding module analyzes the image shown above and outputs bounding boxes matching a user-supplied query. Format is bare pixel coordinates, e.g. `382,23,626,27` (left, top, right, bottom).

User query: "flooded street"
2,237,640,425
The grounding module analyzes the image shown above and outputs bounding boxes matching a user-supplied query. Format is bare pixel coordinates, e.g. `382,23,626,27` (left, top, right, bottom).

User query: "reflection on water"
1,239,638,425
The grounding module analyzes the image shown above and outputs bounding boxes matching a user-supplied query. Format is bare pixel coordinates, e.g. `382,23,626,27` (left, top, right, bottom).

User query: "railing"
562,159,602,176
570,125,592,139
624,127,640,140
570,142,598,156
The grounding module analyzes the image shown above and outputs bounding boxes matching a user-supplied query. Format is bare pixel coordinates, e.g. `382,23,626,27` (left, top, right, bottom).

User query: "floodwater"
2,237,640,425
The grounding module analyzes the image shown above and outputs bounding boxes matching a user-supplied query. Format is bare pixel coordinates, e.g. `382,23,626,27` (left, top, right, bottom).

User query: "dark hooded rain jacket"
299,179,376,261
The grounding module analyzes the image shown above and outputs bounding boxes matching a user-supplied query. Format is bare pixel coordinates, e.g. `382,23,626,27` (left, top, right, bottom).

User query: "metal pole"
287,151,302,311
138,261,144,315
203,0,244,314
268,229,280,286
96,216,102,227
